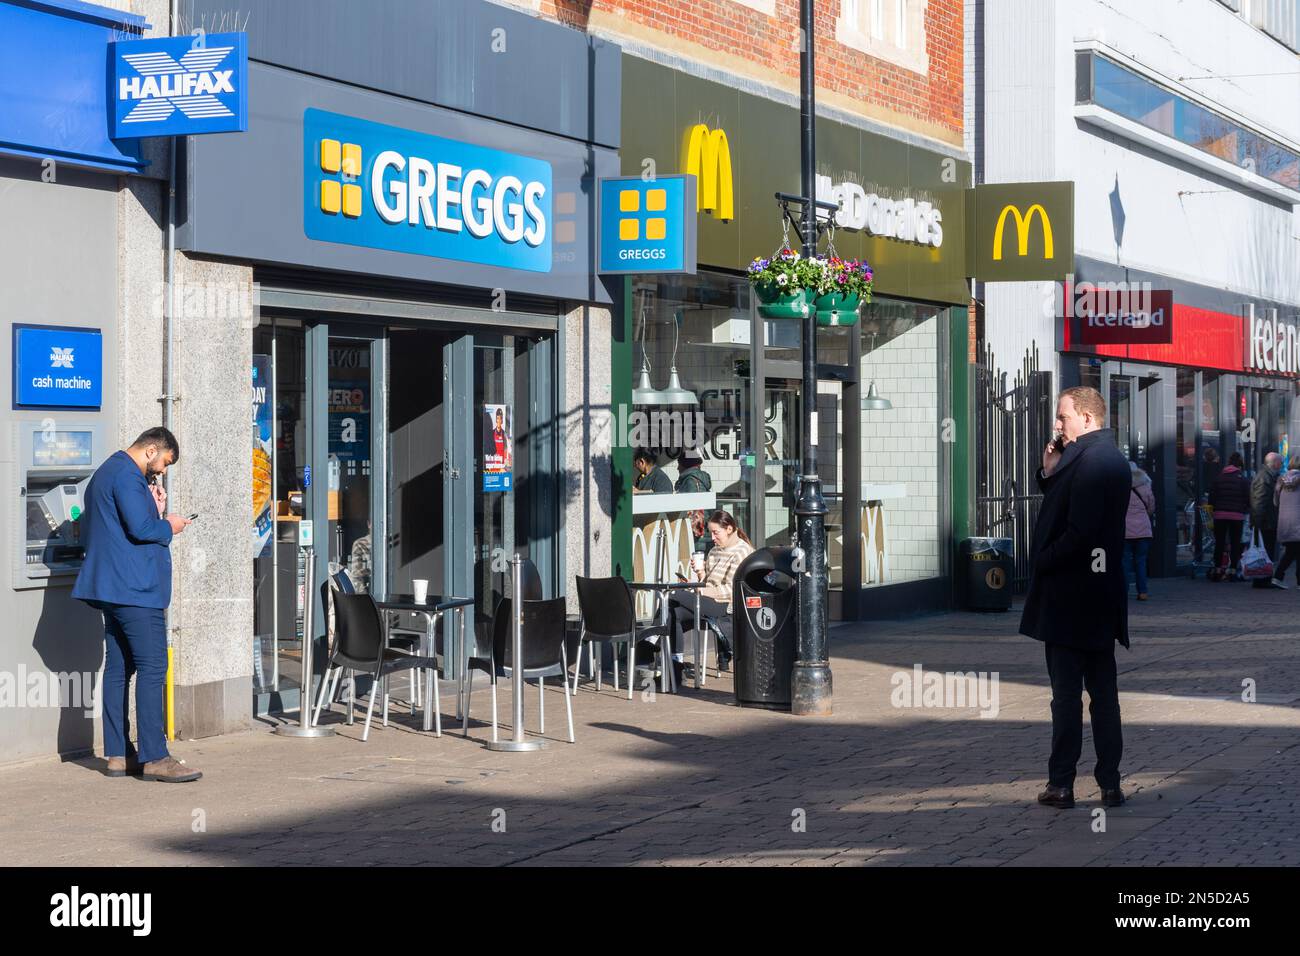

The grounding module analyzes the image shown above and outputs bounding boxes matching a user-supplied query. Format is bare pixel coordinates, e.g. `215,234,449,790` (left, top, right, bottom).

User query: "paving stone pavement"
1,578,1296,867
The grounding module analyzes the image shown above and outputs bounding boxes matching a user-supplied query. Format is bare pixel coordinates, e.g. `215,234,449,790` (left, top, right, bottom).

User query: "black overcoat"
1019,428,1132,650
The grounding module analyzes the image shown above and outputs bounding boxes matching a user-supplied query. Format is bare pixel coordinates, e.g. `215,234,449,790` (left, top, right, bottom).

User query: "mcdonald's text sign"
969,182,1073,281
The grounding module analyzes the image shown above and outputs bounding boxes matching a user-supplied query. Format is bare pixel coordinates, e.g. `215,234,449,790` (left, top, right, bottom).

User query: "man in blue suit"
73,427,198,782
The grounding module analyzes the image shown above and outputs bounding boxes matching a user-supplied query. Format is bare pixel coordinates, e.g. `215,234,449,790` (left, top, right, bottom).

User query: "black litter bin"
959,537,1014,611
732,547,799,710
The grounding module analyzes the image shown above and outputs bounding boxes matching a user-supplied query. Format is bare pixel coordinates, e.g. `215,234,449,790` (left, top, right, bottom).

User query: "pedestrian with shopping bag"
1271,454,1300,589
1123,462,1156,601
1208,452,1251,582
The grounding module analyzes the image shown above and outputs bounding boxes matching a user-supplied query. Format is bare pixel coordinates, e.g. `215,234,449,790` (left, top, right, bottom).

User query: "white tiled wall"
860,315,941,584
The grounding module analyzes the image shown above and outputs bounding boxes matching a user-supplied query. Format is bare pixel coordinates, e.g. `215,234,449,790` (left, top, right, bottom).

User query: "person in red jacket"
1209,452,1251,581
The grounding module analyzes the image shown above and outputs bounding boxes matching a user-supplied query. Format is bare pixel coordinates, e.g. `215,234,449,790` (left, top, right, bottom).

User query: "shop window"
858,299,942,587
633,272,757,582
836,0,929,74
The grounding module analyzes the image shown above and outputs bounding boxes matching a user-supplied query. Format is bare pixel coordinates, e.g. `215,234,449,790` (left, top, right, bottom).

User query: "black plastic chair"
461,596,574,744
317,592,443,740
316,568,425,722
573,576,672,699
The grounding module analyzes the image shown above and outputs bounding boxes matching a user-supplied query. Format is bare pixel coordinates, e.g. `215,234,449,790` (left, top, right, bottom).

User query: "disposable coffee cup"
412,579,428,604
691,553,705,574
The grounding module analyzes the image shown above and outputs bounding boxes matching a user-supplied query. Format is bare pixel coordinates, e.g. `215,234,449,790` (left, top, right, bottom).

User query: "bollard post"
275,545,336,738
486,554,544,751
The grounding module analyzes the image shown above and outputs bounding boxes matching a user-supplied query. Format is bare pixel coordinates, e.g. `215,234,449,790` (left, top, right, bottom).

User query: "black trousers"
1213,519,1245,572
667,593,732,661
1044,642,1123,791
1276,542,1300,585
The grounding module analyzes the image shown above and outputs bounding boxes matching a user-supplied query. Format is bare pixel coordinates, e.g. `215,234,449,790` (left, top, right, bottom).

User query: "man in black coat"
1020,386,1132,810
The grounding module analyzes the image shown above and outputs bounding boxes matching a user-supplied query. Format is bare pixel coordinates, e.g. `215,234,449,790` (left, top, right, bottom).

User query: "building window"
837,0,929,74
1076,51,1300,193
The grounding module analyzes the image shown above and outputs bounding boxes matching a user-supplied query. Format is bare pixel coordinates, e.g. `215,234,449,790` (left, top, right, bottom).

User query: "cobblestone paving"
1,579,1296,866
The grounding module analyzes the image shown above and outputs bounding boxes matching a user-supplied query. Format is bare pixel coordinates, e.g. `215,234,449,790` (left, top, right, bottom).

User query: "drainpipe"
162,0,180,740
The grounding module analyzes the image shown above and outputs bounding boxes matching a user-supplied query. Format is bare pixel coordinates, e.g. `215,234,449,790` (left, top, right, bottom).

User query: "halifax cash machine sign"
13,325,103,409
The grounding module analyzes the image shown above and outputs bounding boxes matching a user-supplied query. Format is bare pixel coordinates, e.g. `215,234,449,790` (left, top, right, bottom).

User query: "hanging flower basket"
754,280,814,319
814,289,861,326
748,244,873,324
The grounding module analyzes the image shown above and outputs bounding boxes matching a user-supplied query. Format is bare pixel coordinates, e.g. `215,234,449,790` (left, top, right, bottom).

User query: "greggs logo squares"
303,109,553,273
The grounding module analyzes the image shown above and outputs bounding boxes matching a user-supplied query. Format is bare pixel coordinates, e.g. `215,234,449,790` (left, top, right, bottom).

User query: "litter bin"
732,547,799,710
959,537,1014,611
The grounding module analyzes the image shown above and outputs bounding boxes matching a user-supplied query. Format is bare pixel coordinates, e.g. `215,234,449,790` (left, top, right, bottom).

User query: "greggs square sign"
303,109,553,272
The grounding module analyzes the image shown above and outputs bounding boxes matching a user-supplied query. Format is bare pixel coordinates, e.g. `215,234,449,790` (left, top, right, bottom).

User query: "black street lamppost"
790,0,833,716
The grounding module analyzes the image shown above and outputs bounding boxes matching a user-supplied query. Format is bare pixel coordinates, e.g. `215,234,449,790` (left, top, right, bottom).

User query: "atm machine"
13,424,105,589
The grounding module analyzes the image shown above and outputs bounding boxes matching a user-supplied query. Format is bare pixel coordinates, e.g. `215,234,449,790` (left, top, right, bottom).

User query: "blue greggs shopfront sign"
12,325,103,409
303,109,553,273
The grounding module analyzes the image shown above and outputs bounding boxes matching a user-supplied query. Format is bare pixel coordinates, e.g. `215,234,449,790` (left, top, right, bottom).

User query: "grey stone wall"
564,304,613,598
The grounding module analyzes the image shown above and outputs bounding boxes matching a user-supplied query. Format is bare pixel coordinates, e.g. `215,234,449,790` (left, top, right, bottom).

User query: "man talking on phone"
1019,387,1130,810
72,427,200,782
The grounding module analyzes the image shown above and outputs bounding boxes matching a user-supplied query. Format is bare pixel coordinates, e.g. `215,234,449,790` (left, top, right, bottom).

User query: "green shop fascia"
612,54,974,620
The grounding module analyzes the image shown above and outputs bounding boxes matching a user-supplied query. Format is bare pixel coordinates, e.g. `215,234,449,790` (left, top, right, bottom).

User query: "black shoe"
1036,785,1075,809
717,656,731,673
1100,788,1125,807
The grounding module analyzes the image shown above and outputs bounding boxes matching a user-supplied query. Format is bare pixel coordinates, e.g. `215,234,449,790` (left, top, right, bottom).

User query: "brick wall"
510,0,964,146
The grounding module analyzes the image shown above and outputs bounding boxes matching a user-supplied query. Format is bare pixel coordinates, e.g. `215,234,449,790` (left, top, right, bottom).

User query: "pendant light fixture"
656,309,698,407
861,331,893,411
632,293,663,405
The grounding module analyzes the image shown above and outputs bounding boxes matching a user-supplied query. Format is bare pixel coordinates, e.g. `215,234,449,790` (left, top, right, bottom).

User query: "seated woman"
667,509,754,679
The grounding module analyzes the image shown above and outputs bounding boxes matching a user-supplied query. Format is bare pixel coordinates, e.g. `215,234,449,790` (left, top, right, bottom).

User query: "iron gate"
974,345,1053,594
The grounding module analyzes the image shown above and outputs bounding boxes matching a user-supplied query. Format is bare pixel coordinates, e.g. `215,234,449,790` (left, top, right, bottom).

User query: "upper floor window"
837,0,929,74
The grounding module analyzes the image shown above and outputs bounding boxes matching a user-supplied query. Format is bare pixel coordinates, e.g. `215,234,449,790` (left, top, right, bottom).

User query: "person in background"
1202,447,1223,492
348,519,372,593
666,510,754,681
1124,462,1157,601
1209,452,1251,581
674,450,712,494
1251,452,1283,589
632,447,672,494
72,427,198,782
1271,453,1300,589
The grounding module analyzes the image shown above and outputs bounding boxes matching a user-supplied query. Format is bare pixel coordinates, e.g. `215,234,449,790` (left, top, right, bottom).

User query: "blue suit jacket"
72,450,174,609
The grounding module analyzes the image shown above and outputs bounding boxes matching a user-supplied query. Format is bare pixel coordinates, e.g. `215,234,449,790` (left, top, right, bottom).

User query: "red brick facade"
535,0,964,145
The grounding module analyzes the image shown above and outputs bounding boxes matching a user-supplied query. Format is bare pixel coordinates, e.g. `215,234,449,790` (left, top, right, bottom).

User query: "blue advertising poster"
111,32,248,138
303,109,553,273
482,403,513,492
13,325,102,409
252,355,274,558
328,380,370,462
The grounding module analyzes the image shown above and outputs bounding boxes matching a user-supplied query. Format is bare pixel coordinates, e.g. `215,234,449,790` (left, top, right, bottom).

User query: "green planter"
813,289,862,326
753,281,813,319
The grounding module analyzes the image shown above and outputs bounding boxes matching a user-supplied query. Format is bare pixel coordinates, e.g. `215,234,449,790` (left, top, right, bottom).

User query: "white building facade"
972,0,1300,578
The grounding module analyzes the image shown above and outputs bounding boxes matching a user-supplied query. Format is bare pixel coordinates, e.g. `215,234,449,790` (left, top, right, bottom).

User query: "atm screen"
31,431,93,468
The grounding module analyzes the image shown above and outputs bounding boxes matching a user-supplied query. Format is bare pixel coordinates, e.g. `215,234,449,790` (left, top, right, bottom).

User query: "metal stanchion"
486,554,544,752
275,545,336,738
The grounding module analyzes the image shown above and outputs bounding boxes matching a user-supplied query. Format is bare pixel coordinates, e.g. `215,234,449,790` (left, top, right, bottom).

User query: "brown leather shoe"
104,756,143,777
1036,784,1075,809
140,755,202,783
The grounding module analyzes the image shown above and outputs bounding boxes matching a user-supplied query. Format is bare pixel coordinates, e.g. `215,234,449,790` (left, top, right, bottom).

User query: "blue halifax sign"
13,326,103,409
110,32,248,138
303,109,553,273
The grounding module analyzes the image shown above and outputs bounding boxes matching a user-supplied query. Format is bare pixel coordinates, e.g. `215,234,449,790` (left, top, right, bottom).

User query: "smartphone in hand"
187,513,199,520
